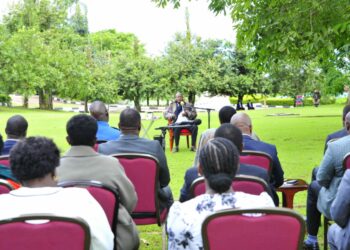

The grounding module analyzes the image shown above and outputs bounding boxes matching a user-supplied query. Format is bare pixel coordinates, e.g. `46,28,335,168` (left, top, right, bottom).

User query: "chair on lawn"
0,155,10,167
0,179,14,194
167,119,192,152
0,214,90,250
190,175,269,198
202,207,305,250
240,150,273,175
112,153,167,249
58,180,119,230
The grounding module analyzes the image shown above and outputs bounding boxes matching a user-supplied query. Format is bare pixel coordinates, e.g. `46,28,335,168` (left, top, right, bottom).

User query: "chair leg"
162,223,167,250
186,136,189,148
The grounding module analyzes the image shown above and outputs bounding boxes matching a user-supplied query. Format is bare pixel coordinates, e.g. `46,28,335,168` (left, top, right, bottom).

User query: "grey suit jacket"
329,170,350,250
317,135,350,219
57,146,139,250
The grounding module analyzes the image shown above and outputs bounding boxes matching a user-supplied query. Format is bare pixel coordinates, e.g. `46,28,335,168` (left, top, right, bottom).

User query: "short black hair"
119,108,141,129
219,106,236,124
214,123,243,152
343,105,350,122
5,115,28,138
66,114,97,146
199,137,239,194
10,137,60,182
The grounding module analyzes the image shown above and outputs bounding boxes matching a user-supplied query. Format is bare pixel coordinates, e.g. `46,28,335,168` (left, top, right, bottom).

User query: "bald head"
5,115,28,139
119,108,141,135
89,101,108,122
230,112,252,135
175,92,183,102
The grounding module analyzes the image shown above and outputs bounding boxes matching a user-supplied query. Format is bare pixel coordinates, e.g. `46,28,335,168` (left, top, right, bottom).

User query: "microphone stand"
194,107,215,128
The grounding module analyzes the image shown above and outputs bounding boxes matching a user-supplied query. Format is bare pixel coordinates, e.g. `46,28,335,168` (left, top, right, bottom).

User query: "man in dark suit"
1,115,28,155
99,108,173,209
179,123,272,202
324,104,350,152
231,112,284,205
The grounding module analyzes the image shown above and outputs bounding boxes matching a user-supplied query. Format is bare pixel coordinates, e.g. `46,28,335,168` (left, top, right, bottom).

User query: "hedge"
0,94,11,106
229,96,336,106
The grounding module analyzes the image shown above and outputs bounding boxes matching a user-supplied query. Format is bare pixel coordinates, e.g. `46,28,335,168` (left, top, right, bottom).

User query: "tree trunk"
238,93,244,104
157,97,160,106
134,97,141,112
23,95,29,108
188,91,196,104
84,98,88,113
146,94,150,106
38,89,53,110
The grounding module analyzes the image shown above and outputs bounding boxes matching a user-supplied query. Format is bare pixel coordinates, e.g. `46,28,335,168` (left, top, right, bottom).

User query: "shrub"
0,94,11,106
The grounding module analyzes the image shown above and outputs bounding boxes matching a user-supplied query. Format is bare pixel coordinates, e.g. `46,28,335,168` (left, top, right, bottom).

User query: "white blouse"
167,192,275,250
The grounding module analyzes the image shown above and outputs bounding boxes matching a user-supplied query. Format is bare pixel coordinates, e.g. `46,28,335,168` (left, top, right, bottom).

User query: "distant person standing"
247,100,255,110
313,90,321,107
89,101,120,142
1,115,28,155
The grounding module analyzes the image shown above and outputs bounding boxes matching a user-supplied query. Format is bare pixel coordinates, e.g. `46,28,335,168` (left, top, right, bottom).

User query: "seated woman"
0,137,114,250
167,137,274,249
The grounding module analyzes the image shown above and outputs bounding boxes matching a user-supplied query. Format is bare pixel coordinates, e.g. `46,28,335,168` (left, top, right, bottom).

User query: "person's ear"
118,123,121,129
346,122,350,132
239,143,243,152
92,136,97,146
66,136,71,145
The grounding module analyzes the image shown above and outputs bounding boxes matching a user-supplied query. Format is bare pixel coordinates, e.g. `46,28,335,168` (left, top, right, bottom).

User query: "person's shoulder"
331,134,350,147
234,191,274,207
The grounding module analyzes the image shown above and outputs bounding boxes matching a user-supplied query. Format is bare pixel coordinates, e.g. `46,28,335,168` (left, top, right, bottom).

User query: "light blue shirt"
96,121,120,141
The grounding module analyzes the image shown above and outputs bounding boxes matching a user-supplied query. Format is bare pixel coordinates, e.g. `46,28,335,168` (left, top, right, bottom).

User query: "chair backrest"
0,179,14,194
202,208,305,250
0,214,91,250
240,150,273,175
343,152,350,170
112,153,162,225
190,175,269,198
0,155,10,167
58,180,119,230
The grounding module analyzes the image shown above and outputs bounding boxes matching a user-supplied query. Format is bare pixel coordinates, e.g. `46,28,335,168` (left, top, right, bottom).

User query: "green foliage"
229,96,336,106
0,94,11,106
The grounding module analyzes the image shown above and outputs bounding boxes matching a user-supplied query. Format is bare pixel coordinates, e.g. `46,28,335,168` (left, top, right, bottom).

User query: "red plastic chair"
112,153,167,226
0,179,14,194
240,150,273,176
0,214,90,250
343,152,350,170
58,180,119,230
202,208,305,250
0,155,10,167
167,119,192,152
190,175,269,198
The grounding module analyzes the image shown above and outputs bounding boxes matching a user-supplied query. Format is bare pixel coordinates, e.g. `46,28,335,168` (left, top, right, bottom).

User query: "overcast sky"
0,0,236,55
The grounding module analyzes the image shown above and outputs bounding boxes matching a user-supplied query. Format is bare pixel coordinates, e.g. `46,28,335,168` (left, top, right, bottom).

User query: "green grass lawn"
0,104,344,249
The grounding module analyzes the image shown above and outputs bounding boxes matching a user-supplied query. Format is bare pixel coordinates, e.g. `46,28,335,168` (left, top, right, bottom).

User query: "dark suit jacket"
179,163,272,202
324,128,348,152
242,135,284,188
98,134,170,188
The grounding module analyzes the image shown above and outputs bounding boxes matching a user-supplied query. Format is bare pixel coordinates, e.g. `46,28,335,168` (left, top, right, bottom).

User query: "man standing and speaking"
164,92,198,152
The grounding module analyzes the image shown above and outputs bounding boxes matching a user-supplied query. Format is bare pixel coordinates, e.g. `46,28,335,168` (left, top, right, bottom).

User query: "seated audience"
231,112,284,205
0,137,113,250
99,108,173,209
57,114,139,250
1,115,28,155
167,138,274,249
89,100,120,142
328,170,350,250
304,112,350,250
179,124,272,202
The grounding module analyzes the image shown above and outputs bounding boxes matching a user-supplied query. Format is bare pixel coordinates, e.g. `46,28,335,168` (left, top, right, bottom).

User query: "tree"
114,39,153,112
153,0,350,67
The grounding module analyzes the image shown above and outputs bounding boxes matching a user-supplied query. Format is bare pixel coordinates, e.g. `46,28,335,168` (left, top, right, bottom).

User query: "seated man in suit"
328,170,350,250
1,115,28,155
179,123,272,202
324,104,350,152
303,112,350,250
99,108,173,209
230,112,284,205
89,100,120,142
0,137,114,250
58,114,139,250
164,92,198,152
